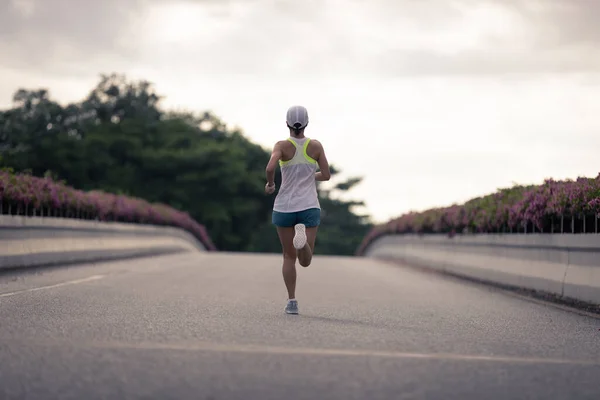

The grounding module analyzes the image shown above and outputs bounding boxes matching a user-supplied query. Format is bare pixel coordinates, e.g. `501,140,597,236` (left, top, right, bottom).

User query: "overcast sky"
1,0,599,223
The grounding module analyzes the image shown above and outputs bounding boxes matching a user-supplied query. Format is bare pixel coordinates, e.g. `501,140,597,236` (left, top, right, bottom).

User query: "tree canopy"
0,73,372,254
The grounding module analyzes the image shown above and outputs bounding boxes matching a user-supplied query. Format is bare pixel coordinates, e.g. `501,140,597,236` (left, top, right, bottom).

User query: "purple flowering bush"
0,170,217,251
356,174,600,256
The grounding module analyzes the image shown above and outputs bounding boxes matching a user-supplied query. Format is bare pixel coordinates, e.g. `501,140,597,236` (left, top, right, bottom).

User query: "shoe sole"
293,224,307,250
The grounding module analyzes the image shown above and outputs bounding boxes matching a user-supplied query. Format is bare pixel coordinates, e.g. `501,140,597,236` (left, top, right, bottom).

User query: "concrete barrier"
0,215,206,270
363,234,600,306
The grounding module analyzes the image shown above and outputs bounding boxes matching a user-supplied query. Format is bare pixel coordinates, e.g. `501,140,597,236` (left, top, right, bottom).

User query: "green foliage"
0,73,372,255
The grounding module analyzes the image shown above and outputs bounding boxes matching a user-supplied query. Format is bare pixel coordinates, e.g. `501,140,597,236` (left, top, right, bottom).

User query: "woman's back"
273,136,320,213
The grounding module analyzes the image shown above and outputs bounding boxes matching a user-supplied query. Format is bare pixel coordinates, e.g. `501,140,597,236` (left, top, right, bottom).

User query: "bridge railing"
0,169,216,252
357,175,600,256
357,175,600,307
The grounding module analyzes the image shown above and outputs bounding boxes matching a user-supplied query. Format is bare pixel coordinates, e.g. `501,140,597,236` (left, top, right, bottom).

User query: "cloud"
345,0,600,76
1,0,599,82
131,0,600,78
497,0,600,47
0,0,147,75
374,46,600,77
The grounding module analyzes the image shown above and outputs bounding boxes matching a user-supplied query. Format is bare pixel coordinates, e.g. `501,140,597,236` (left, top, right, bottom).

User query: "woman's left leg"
295,208,320,267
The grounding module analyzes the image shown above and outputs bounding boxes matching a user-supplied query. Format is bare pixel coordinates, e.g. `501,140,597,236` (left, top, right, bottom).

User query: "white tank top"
273,137,321,213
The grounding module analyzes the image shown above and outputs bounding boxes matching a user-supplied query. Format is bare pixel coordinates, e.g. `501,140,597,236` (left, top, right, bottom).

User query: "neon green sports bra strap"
280,138,316,165
302,138,317,164
280,138,297,166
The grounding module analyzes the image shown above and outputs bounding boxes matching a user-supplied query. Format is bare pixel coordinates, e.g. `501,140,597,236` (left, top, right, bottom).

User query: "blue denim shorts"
272,208,321,228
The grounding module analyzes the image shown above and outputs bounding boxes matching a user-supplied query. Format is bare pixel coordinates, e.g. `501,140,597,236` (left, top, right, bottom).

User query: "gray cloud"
360,0,600,76
496,0,600,47
1,0,599,80
150,0,600,77
0,0,151,75
0,0,139,48
375,46,600,77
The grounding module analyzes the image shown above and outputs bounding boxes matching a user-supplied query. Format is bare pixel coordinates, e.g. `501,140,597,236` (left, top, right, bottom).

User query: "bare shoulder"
306,138,323,159
310,138,326,153
273,140,290,151
308,138,324,150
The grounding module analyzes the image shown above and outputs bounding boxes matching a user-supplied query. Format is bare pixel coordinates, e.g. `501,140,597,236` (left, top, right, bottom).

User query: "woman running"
264,105,331,314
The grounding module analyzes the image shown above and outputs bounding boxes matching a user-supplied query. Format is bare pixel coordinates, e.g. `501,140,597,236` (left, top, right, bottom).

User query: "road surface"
0,252,599,399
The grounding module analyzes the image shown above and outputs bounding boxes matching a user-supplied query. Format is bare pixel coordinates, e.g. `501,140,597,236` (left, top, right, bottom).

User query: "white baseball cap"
286,105,309,130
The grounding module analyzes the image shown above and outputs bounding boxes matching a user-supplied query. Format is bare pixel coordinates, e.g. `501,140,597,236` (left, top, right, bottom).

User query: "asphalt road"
0,251,599,400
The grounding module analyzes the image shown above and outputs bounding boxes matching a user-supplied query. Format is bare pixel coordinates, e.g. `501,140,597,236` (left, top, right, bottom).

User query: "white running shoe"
293,223,307,250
